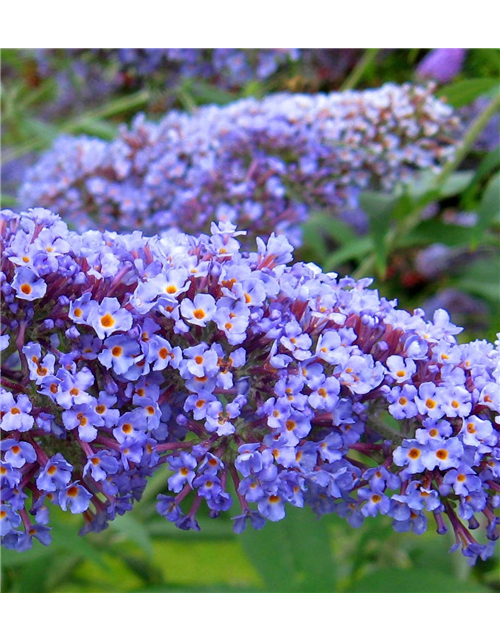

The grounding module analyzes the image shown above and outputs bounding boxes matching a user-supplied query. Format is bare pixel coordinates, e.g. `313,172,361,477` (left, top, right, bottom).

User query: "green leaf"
146,518,234,540
301,219,329,264
453,256,500,305
459,279,500,304
242,80,266,99
399,220,476,249
149,538,261,588
131,583,262,593
474,172,500,242
440,171,476,198
323,236,373,271
1,193,18,207
309,211,358,245
302,212,358,266
391,191,415,221
461,147,500,208
72,119,118,140
407,49,421,64
409,169,475,200
19,117,60,145
118,554,163,584
0,49,25,65
350,568,491,593
109,513,154,556
437,78,499,108
189,80,239,105
359,191,397,276
11,555,55,593
15,554,83,593
471,145,500,185
241,508,337,592
350,517,394,575
0,543,59,568
49,520,108,569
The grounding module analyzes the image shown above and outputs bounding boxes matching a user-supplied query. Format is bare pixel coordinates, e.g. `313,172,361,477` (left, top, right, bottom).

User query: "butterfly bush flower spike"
0,208,498,565
19,84,460,246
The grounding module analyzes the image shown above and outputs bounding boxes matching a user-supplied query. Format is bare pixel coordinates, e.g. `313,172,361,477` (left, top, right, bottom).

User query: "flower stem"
341,49,379,91
436,90,500,187
353,90,500,280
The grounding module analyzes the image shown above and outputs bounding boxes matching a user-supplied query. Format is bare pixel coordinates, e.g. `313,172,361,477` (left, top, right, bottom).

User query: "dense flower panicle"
19,84,460,245
116,48,301,89
37,48,301,88
5,49,302,125
9,49,364,103
417,48,467,84
1,208,498,562
17,48,354,103
2,50,303,161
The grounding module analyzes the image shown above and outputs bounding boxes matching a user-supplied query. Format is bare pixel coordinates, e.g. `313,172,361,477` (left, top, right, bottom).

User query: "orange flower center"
100,313,115,328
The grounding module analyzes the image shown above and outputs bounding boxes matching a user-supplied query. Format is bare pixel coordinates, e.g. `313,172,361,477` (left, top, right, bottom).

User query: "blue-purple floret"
33,48,300,94
29,49,353,110
1,208,499,564
117,48,301,89
417,48,467,84
19,83,460,246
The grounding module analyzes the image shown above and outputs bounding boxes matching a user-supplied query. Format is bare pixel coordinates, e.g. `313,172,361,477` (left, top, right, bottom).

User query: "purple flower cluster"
417,49,467,84
1,208,499,562
26,48,355,97
19,84,460,246
117,48,301,89
36,47,301,91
